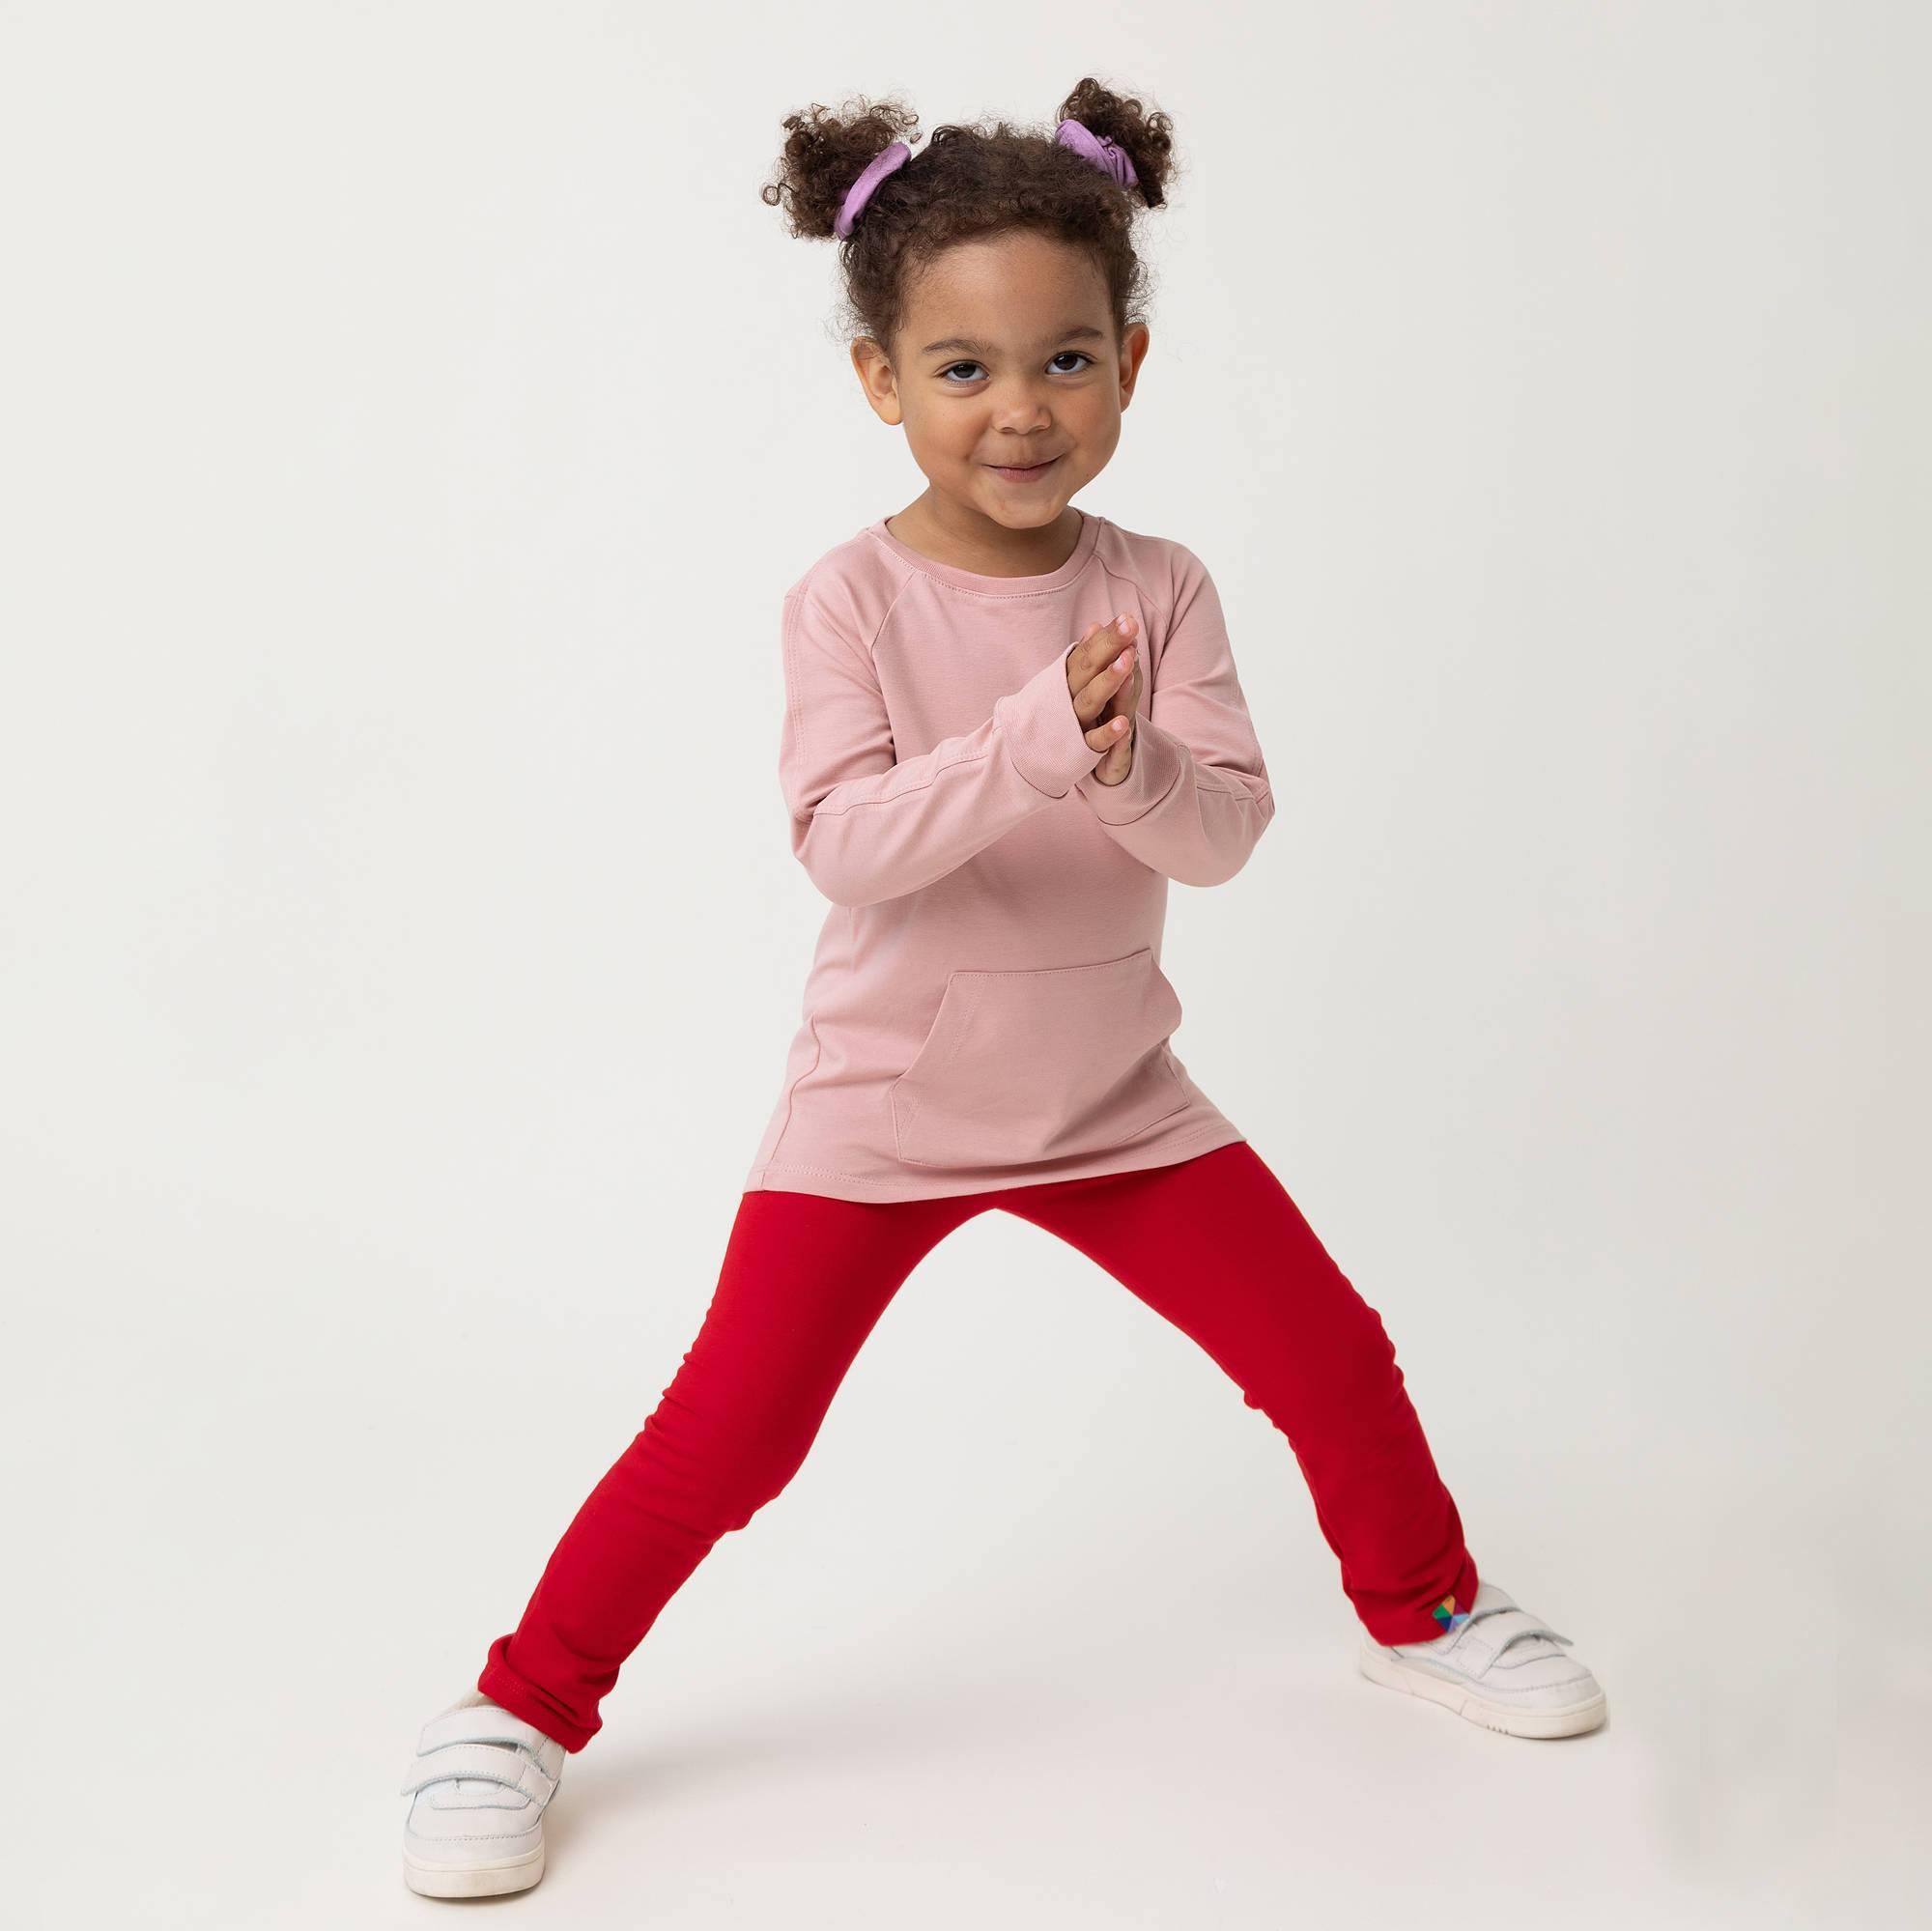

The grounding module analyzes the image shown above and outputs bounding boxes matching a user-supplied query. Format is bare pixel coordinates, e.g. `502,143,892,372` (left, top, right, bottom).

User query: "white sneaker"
400,1692,567,1897
1357,1579,1607,1738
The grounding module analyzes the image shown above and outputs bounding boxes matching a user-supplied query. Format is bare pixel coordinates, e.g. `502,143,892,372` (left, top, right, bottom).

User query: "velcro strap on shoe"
414,1702,563,1763
398,1743,558,1804
1462,1604,1573,1662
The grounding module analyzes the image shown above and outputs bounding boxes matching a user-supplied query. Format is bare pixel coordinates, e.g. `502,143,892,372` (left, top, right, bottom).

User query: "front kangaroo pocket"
889,947,1190,1169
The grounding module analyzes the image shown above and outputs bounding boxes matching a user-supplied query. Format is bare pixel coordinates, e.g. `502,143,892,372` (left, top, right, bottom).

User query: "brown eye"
940,352,1095,383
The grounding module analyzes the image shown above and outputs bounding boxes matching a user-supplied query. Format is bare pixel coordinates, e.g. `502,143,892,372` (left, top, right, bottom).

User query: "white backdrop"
2,3,1924,1925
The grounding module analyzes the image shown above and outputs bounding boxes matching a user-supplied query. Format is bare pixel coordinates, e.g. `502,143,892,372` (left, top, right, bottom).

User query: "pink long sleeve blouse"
744,508,1276,1202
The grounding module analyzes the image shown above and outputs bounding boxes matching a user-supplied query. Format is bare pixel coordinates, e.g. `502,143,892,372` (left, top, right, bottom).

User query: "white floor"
27,1488,1919,1929
10,1156,1922,1928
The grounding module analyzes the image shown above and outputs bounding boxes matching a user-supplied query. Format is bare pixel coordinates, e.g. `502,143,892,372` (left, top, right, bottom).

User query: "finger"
1099,659,1141,718
1090,717,1134,782
1063,621,1116,696
1079,613,1134,651
1070,641,1137,724
1069,612,1140,681
1084,714,1133,753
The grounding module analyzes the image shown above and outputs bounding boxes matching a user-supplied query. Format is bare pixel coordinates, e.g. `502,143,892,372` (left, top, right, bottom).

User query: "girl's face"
853,230,1151,540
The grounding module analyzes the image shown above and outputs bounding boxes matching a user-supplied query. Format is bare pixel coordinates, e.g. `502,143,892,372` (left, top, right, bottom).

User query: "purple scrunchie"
1055,117,1139,189
835,118,1139,241
834,139,911,239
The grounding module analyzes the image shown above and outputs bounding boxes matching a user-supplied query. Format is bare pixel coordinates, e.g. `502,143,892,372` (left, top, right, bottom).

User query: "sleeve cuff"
995,646,1103,797
1074,715,1184,822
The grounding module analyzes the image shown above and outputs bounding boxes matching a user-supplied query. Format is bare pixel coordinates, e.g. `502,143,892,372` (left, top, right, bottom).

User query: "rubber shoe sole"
404,1840,546,1899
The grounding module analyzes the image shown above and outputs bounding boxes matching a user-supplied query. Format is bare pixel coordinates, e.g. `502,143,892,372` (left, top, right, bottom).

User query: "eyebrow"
920,325,1108,357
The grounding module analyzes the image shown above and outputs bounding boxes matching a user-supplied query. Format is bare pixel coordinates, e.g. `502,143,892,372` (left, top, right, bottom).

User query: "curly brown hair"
759,77,1179,364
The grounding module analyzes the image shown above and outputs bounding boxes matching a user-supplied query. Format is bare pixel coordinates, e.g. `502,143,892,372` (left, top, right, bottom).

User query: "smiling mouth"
987,455,1063,478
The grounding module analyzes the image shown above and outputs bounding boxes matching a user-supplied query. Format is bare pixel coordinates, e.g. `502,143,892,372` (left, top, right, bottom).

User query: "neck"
888,495,1085,578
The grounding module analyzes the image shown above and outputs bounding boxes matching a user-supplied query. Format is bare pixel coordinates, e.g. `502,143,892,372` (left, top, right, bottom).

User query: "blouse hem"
741,1120,1248,1204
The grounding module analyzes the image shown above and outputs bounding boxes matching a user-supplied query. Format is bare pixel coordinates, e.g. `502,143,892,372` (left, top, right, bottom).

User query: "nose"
989,372,1066,426
988,381,1054,433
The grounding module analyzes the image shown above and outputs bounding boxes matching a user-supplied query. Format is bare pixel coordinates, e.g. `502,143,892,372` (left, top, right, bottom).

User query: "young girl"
399,78,1606,1900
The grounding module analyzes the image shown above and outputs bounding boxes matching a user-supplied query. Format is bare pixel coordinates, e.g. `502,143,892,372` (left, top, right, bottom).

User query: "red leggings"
477,1141,1479,1751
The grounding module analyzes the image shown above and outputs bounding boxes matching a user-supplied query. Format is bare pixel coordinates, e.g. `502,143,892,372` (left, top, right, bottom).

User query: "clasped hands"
1061,614,1143,786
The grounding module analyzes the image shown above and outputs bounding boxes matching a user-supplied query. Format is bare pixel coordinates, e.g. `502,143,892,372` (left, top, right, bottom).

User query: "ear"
851,337,904,427
1117,322,1151,411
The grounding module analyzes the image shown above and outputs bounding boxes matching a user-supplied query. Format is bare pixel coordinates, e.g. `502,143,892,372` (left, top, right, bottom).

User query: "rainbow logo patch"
1430,1594,1471,1633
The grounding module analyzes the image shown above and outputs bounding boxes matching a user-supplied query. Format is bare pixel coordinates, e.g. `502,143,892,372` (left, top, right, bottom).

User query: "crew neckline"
867,508,1101,595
